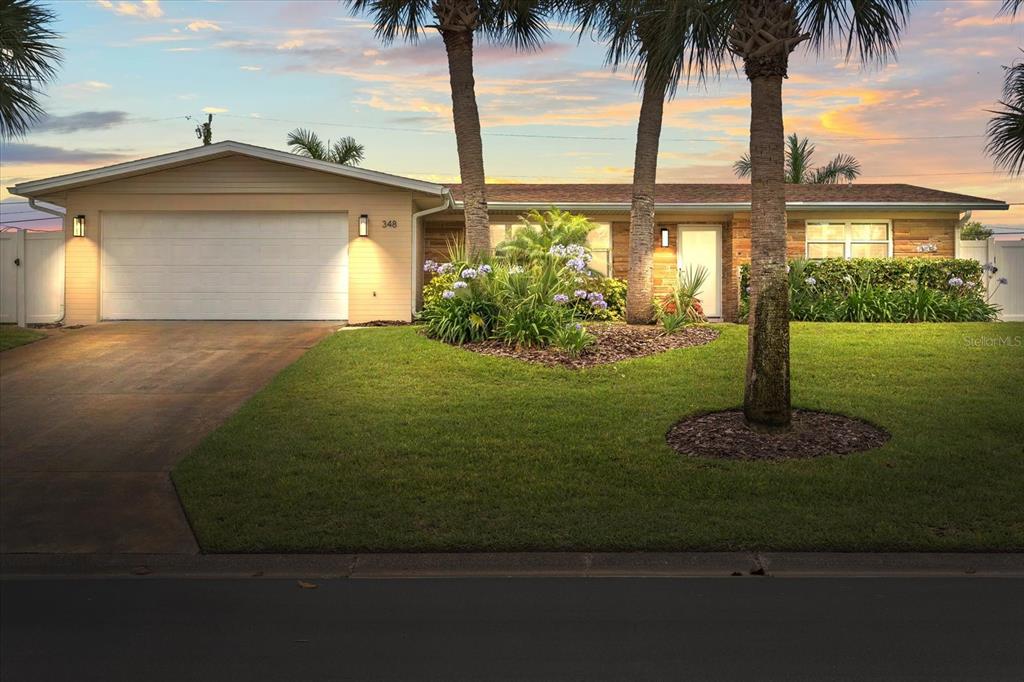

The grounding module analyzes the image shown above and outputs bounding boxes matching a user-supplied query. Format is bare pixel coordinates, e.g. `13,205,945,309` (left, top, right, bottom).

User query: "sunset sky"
1,0,1021,229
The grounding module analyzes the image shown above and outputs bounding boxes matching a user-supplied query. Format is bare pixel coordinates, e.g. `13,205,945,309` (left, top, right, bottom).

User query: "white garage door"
101,211,348,320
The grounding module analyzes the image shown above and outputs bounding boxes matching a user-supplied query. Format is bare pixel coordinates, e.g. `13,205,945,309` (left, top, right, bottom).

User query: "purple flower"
983,262,998,274
423,260,438,273
997,276,1008,285
591,300,608,310
566,258,587,272
574,289,588,299
948,277,964,287
461,268,477,280
453,280,468,290
436,263,453,275
442,290,455,299
478,264,492,275
805,276,817,286
587,292,604,303
553,294,570,305
574,323,583,331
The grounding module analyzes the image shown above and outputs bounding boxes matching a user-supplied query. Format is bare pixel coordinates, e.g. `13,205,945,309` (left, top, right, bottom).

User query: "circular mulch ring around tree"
666,409,890,461
459,324,719,369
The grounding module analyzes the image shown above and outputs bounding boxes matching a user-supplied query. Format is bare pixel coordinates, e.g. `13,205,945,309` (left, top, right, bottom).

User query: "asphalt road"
2,578,1022,681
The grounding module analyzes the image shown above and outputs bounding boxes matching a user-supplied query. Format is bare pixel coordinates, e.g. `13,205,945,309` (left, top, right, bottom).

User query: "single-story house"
10,140,1009,324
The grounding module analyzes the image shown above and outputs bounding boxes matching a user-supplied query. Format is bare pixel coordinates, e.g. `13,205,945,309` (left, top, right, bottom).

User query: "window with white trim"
805,221,891,260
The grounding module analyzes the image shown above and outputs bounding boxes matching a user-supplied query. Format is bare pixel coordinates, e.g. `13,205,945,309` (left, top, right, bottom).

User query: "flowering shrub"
738,258,1000,323
418,234,610,350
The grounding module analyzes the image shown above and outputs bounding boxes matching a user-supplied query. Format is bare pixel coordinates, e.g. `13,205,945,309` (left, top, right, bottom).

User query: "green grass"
0,325,46,352
173,323,1024,553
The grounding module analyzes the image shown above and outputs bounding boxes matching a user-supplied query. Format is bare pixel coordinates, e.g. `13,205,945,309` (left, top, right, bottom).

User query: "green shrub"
553,321,596,357
574,276,626,321
738,257,997,323
960,221,993,241
419,228,604,350
422,272,457,308
654,266,708,333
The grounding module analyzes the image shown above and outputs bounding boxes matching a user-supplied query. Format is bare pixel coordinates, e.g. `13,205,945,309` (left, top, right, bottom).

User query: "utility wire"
218,113,986,144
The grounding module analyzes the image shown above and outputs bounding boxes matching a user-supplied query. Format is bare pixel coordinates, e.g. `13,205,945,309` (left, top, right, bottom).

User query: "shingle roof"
445,183,1007,207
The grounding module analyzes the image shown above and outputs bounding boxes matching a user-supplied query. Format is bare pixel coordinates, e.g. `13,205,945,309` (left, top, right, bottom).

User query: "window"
588,222,612,275
806,221,891,259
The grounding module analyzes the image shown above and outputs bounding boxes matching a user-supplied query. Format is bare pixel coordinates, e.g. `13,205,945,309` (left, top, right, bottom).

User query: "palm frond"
286,128,328,160
331,136,366,166
480,0,551,52
344,0,434,44
785,133,815,184
797,0,911,67
0,0,62,138
987,56,1024,176
733,153,752,179
810,153,862,184
998,0,1022,17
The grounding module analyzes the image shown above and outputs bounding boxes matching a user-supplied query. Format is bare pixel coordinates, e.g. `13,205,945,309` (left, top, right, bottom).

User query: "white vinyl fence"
0,230,65,325
959,237,1024,322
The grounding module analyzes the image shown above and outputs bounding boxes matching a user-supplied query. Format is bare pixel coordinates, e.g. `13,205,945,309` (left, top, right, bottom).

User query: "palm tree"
733,133,861,183
565,1,724,323
286,128,366,166
0,0,62,139
347,1,549,257
986,0,1023,175
725,0,910,428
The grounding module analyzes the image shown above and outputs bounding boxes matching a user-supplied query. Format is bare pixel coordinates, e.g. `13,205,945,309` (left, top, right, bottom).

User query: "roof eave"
454,200,1009,212
9,140,447,198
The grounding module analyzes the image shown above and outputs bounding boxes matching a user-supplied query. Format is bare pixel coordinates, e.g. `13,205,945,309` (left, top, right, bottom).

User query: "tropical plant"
985,48,1024,176
495,207,593,264
0,0,62,139
347,0,551,257
655,265,708,334
286,128,365,166
564,0,724,323
733,133,861,184
960,221,994,241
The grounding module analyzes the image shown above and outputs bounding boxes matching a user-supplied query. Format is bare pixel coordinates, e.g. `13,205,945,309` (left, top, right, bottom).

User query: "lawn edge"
3,552,1022,579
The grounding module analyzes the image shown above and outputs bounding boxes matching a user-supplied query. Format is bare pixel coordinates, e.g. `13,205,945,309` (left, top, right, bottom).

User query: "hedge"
739,257,984,295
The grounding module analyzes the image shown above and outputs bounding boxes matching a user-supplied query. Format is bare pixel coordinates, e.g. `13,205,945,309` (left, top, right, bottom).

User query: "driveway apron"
0,321,337,554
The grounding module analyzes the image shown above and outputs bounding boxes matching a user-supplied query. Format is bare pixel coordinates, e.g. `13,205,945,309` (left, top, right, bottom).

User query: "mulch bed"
347,320,412,327
459,324,720,369
666,409,890,460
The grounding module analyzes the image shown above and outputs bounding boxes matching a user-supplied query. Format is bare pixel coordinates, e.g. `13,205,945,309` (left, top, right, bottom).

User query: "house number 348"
381,219,398,229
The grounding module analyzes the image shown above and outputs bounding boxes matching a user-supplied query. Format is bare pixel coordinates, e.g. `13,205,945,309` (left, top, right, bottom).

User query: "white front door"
676,225,722,319
100,211,349,320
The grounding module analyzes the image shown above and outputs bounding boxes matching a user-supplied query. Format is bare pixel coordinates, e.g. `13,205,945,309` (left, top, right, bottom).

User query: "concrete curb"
2,552,1022,579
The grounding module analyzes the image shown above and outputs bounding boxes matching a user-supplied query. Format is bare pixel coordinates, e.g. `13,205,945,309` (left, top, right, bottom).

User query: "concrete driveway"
0,322,338,554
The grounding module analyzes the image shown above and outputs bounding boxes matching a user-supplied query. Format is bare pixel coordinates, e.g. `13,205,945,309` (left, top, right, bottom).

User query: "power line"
218,113,986,145
0,216,61,223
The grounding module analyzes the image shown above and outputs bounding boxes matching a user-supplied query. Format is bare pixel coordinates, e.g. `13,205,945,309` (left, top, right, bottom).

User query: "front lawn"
0,325,46,352
173,323,1024,553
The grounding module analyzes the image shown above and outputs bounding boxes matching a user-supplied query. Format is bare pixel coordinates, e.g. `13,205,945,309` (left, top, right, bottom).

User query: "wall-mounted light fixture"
660,227,669,248
72,215,86,237
358,214,368,237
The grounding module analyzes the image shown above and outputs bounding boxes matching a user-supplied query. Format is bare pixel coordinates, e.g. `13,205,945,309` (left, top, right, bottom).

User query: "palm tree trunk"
441,28,489,258
743,74,791,428
625,71,668,324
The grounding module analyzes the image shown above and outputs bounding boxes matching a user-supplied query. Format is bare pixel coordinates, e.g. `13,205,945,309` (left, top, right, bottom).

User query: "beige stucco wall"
47,155,433,324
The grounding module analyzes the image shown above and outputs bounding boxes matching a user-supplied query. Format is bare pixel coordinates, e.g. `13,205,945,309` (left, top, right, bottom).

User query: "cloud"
34,110,130,134
277,39,305,50
96,0,163,19
239,65,261,71
187,20,222,32
202,106,228,113
136,33,192,43
167,47,201,52
0,143,131,165
67,80,111,93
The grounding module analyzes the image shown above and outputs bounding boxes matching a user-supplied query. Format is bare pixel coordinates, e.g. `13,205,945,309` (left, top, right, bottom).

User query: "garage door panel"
101,212,348,320
103,265,348,294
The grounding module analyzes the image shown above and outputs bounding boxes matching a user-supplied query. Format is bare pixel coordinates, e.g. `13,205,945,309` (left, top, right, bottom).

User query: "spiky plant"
495,208,594,265
0,0,62,139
